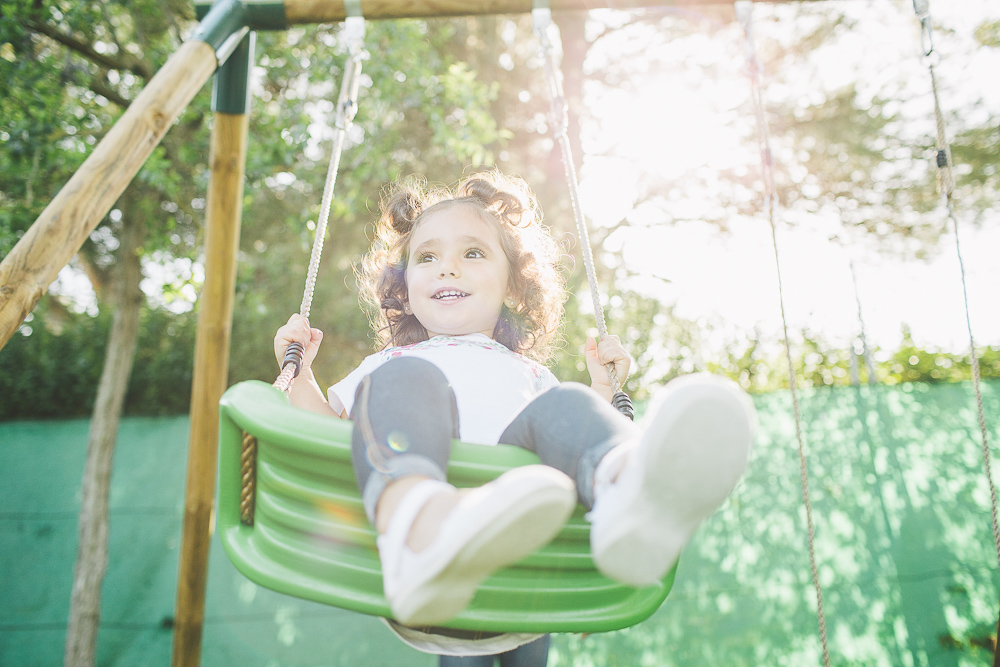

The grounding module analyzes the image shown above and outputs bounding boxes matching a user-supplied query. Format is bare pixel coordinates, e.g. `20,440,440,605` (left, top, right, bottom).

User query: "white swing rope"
848,259,877,387
532,4,634,420
275,10,367,393
736,4,832,666
911,1,1000,568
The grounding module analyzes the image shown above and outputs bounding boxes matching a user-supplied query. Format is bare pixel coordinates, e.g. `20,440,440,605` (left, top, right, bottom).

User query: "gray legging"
438,635,552,667
349,356,639,524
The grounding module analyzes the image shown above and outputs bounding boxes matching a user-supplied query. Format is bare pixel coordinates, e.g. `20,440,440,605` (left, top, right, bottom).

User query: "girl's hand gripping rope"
585,335,631,404
274,313,324,378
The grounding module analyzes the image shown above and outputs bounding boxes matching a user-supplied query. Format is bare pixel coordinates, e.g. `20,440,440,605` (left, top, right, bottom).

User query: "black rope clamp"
282,341,305,379
612,391,634,421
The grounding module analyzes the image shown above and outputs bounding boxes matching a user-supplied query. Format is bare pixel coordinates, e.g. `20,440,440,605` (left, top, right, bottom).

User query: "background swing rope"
737,5,831,665
848,259,877,386
274,14,367,393
911,0,1000,572
533,5,634,420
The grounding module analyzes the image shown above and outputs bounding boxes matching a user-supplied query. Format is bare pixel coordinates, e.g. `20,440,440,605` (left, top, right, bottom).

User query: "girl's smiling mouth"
432,289,470,301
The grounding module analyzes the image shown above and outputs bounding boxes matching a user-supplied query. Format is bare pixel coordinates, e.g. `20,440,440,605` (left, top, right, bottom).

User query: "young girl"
273,170,755,661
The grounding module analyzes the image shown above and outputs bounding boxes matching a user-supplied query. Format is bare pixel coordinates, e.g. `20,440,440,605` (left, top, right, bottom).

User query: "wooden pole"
171,30,254,665
170,110,249,667
281,0,810,25
0,40,217,351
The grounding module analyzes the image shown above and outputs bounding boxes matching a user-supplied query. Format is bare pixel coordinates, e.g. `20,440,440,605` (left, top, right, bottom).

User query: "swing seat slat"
218,380,675,633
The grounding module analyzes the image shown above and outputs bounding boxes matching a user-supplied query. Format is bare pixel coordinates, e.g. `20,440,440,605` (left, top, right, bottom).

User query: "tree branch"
26,19,153,80
88,76,131,109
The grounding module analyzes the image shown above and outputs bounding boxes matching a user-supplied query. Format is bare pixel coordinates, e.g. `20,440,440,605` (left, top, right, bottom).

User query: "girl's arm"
274,314,347,418
584,335,632,404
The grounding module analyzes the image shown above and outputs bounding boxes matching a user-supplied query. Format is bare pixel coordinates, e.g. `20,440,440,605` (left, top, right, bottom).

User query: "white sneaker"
378,465,576,626
589,373,756,586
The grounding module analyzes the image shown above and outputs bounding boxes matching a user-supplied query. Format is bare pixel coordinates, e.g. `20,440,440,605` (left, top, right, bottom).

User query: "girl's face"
405,203,511,339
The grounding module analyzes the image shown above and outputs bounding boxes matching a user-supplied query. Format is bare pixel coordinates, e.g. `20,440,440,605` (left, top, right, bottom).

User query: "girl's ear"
504,289,518,310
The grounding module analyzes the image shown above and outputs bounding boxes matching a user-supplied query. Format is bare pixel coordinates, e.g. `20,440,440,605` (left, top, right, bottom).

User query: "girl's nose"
439,258,460,278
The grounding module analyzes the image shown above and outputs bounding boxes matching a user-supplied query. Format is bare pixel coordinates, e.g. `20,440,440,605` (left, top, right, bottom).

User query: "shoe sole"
593,374,755,586
392,465,576,626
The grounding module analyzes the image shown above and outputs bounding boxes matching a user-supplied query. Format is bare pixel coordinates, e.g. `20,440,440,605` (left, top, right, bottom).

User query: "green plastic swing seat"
217,380,675,633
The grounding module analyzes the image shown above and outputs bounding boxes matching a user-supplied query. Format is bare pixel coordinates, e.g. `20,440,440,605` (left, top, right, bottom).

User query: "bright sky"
576,0,1000,353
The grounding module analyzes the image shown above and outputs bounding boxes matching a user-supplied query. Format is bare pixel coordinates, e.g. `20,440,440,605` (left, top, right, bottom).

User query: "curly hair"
357,170,565,363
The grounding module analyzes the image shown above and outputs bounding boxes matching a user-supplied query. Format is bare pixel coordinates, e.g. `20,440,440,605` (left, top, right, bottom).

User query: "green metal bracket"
195,0,288,31
212,31,255,114
192,0,247,52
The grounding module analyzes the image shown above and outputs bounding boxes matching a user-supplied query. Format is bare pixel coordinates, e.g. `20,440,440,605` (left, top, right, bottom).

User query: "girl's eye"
417,253,436,263
465,248,485,259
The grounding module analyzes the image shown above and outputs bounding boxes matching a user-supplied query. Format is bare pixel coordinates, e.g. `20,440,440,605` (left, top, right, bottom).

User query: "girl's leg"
501,377,756,588
435,635,550,667
350,357,458,526
349,357,576,627
498,382,639,510
438,655,494,667
498,635,551,667
438,655,496,667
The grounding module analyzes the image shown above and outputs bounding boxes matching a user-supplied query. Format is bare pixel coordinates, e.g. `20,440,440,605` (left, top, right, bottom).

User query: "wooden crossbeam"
285,0,739,23
195,0,814,29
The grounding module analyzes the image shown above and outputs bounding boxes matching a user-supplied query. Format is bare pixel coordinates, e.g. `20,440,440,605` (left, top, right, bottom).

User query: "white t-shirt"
329,333,559,445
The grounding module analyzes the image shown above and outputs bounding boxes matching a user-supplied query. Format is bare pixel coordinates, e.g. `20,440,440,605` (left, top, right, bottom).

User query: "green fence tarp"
1,381,998,666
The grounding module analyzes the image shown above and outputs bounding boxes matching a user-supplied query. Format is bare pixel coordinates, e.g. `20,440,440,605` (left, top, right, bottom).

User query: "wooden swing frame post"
171,32,254,667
